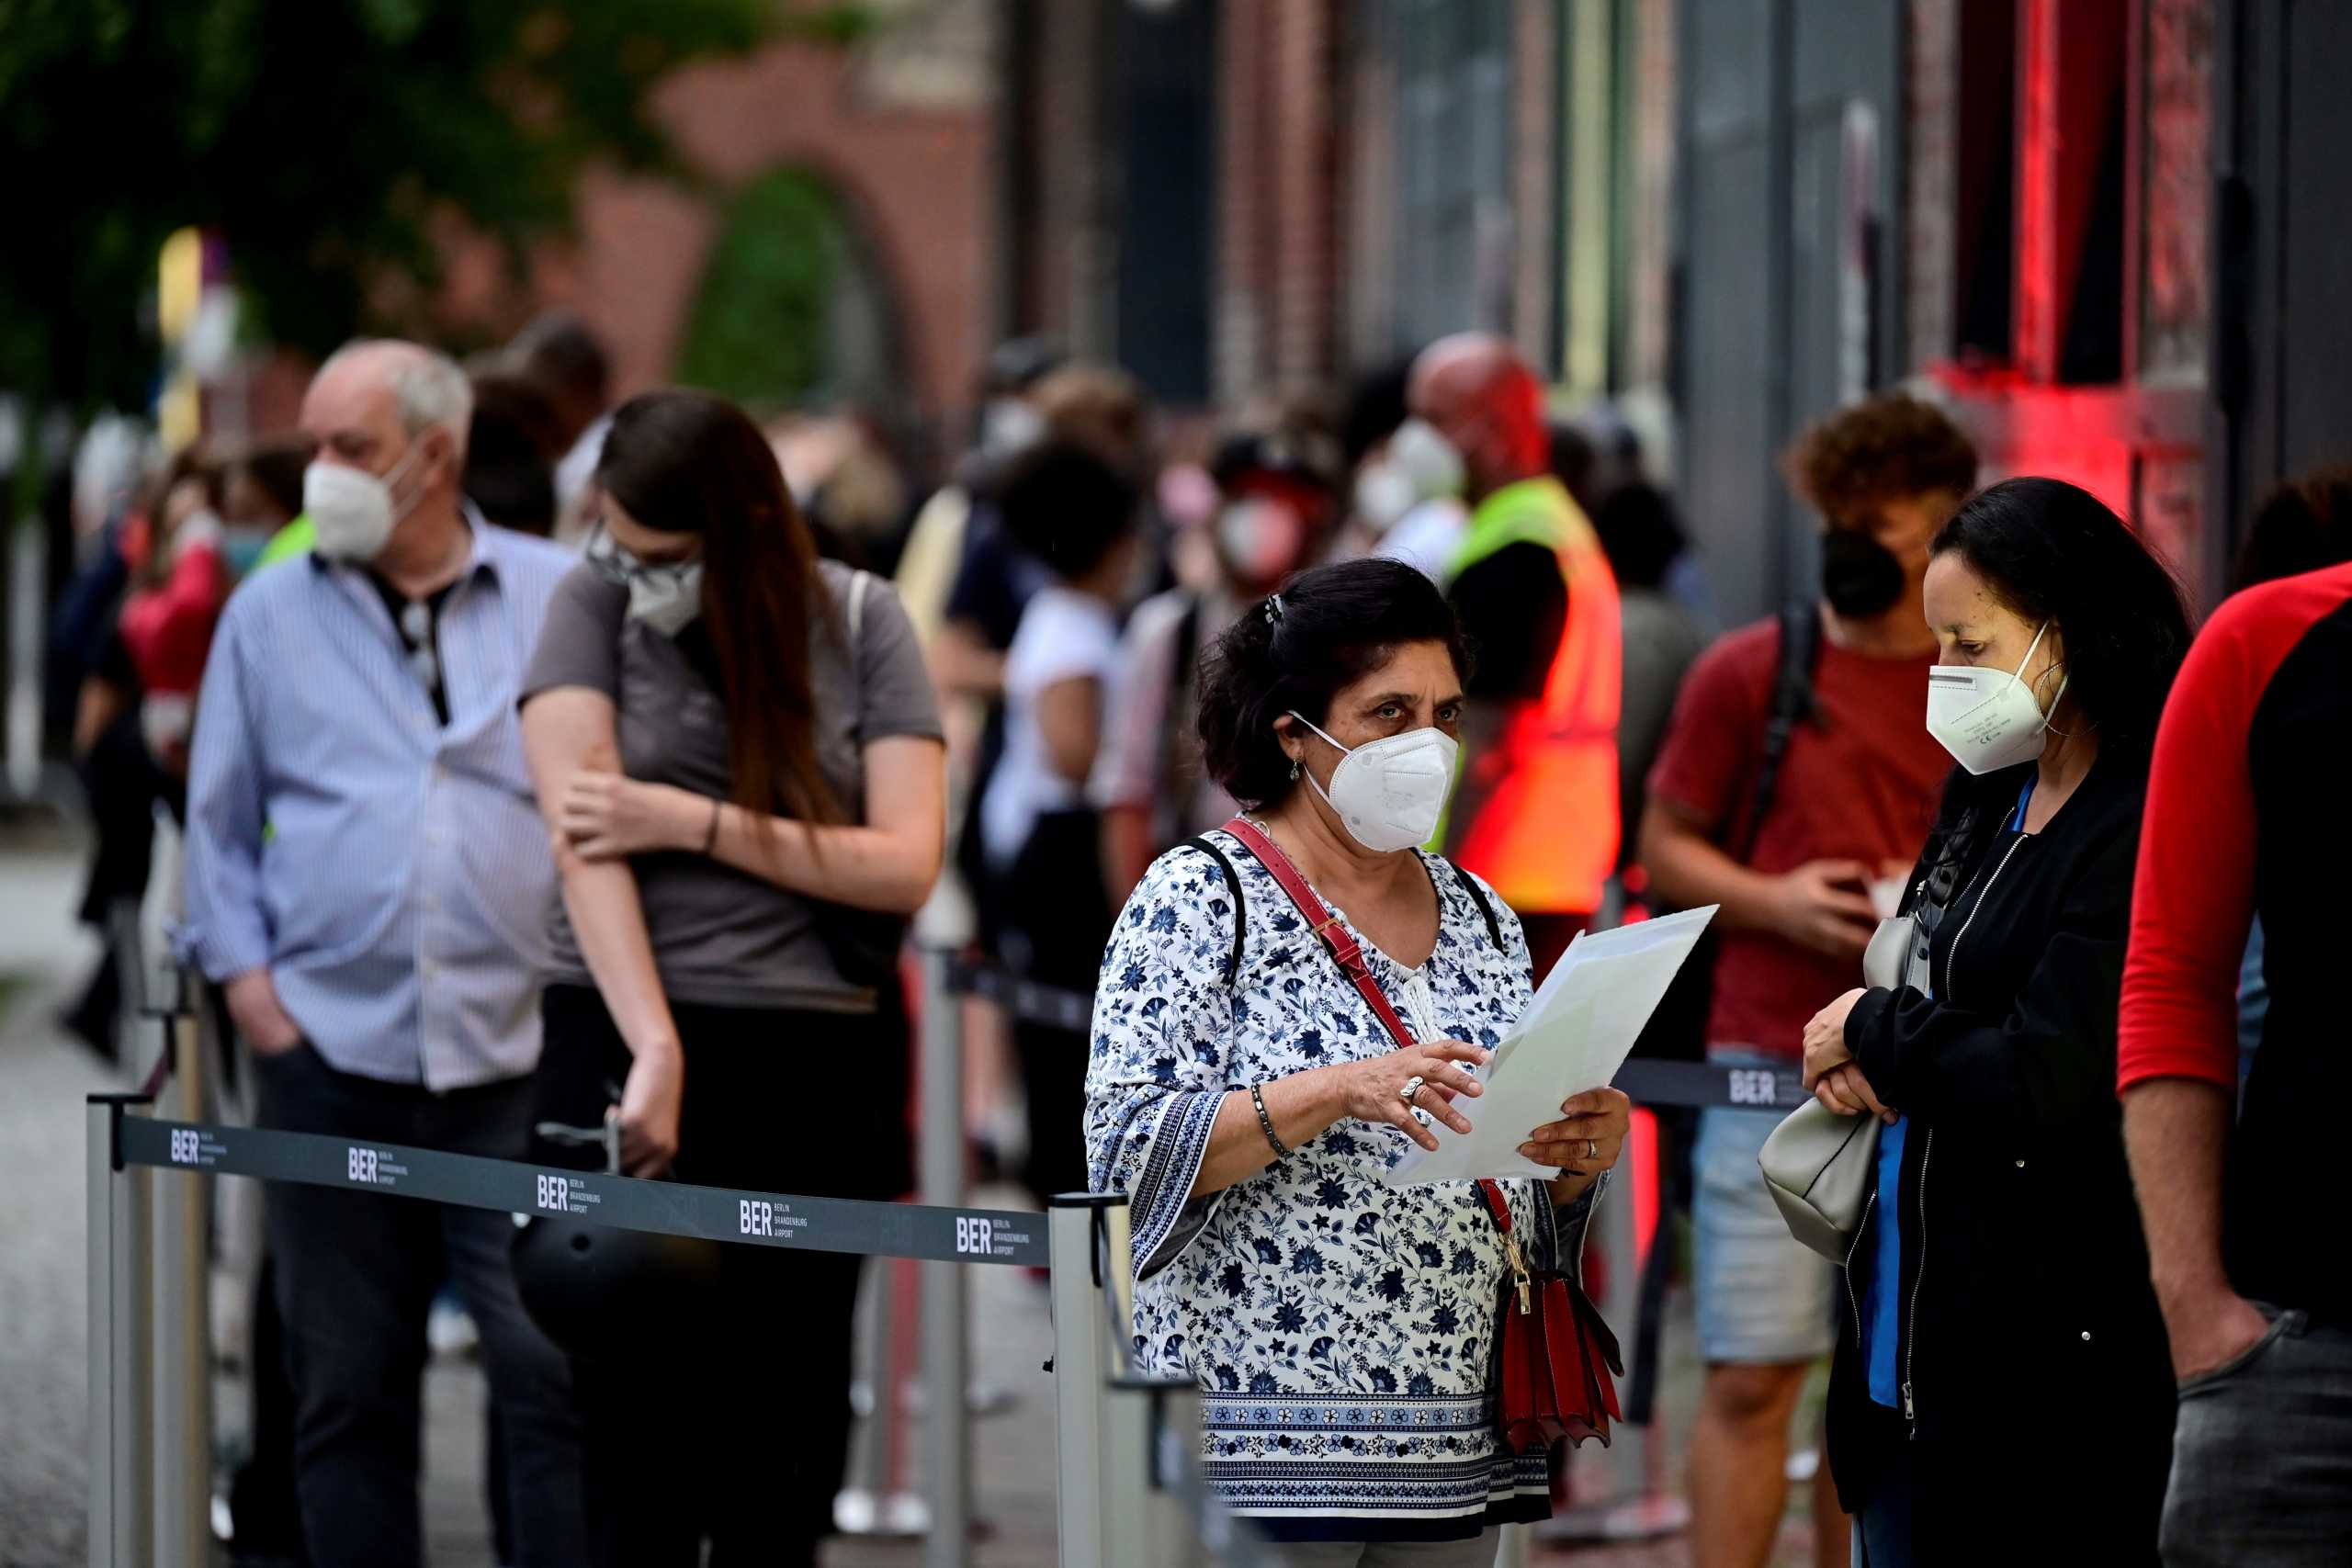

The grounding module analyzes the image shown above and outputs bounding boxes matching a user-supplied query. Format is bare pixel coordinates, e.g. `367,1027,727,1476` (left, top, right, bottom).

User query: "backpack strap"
846,567,873,643
1182,834,1248,987
1444,860,1507,954
1734,602,1824,862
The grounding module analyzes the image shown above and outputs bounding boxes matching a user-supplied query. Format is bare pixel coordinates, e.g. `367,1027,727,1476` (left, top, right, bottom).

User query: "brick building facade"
435,0,998,458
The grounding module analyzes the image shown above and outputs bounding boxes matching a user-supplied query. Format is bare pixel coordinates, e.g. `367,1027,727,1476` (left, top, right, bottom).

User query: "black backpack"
1629,604,1823,1063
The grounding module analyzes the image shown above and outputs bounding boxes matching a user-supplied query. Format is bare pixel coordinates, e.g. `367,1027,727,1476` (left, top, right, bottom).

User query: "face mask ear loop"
2013,621,2072,737
1283,710,1351,814
2009,620,2050,684
381,432,433,525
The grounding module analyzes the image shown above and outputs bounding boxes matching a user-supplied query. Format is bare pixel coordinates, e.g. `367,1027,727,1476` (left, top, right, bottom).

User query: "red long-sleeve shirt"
2119,559,2352,1314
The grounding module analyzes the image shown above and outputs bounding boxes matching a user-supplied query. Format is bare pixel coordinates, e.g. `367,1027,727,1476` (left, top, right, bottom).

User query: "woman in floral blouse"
1084,558,1633,1562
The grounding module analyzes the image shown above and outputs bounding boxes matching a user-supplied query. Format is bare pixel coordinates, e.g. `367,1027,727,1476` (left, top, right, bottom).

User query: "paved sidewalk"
0,834,111,1568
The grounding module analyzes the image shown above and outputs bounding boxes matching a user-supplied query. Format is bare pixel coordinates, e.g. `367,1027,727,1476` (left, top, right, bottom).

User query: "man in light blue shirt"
182,339,585,1566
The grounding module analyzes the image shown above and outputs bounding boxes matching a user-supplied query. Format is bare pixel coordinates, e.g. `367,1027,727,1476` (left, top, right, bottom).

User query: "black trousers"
989,809,1115,1209
254,1046,588,1568
536,985,904,1567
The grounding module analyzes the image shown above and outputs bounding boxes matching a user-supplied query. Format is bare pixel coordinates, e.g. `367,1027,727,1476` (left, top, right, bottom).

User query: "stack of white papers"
1379,906,1717,1186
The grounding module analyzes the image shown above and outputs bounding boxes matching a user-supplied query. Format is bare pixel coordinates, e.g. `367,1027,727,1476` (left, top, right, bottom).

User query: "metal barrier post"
151,1004,212,1568
107,900,145,1070
919,948,969,1568
87,1096,153,1568
1047,1196,1122,1568
1091,1199,1160,1568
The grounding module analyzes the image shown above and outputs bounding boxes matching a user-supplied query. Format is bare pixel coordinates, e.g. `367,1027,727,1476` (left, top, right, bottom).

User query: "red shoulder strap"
1220,818,1414,1049
1217,817,1514,1232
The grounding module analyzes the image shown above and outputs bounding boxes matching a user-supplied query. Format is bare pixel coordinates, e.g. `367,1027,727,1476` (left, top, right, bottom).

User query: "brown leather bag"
1218,818,1624,1453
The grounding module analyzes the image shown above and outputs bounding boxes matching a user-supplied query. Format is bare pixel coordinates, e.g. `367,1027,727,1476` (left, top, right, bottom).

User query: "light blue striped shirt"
180,515,573,1089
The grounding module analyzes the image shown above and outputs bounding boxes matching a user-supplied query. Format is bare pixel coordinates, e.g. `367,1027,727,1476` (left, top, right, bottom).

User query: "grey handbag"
1757,914,1918,1262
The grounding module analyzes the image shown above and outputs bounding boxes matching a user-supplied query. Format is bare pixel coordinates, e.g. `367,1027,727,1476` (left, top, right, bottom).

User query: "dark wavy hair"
996,438,1138,581
597,388,842,829
1915,479,2191,876
1196,557,1472,807
1931,477,2192,761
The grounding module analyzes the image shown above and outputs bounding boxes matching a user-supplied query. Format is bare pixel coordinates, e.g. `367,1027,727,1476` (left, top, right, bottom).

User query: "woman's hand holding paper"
1521,1086,1632,1204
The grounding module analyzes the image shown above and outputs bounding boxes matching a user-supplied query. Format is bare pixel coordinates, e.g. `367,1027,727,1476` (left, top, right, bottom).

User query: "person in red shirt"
2119,558,2352,1565
1642,395,1973,1568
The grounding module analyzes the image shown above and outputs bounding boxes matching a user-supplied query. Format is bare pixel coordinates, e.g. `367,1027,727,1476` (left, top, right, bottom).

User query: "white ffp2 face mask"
304,439,427,562
1925,621,2068,775
1287,710,1460,853
587,525,705,637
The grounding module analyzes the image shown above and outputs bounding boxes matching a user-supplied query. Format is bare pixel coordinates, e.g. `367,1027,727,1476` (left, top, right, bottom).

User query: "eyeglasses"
583,521,699,588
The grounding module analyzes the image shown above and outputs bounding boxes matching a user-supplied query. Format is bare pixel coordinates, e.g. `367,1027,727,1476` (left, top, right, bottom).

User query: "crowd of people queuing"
40,297,2352,1567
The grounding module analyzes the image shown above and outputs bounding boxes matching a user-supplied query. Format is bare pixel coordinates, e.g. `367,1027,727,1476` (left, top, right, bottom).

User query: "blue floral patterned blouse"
1084,829,1600,1542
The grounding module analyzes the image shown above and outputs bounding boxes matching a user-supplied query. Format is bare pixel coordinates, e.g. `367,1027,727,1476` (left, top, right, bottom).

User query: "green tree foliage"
673,167,846,410
0,0,823,414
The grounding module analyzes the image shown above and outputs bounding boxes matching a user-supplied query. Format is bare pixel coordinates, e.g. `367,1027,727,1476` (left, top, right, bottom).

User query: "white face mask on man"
1351,417,1465,534
304,438,429,562
1924,620,2069,775
1287,710,1460,852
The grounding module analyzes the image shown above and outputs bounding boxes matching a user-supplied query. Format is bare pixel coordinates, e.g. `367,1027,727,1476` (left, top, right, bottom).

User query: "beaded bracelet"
1250,1082,1290,1158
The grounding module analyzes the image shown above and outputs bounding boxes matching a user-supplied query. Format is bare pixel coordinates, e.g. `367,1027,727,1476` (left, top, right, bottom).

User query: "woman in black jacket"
1799,479,2193,1566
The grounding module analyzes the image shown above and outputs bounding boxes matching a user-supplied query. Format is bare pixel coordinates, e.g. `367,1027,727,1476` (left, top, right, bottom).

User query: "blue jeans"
2162,1307,2352,1567
257,1044,588,1568
1853,1472,1914,1568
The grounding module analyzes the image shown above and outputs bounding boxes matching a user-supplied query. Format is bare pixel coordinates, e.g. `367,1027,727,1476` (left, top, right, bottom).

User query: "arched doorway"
673,166,907,417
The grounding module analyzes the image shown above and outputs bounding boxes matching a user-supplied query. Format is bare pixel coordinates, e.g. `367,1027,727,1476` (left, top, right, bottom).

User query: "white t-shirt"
1376,496,1470,581
1089,586,1239,841
980,586,1123,869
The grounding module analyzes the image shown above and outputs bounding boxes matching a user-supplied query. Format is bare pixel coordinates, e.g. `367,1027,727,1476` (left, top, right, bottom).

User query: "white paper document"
1378,905,1718,1186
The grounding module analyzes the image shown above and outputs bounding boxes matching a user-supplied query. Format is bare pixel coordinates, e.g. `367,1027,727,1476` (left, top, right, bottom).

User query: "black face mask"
1820,528,1906,618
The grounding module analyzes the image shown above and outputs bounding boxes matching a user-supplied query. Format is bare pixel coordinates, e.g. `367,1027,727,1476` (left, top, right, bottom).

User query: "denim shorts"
1692,1066,1838,1364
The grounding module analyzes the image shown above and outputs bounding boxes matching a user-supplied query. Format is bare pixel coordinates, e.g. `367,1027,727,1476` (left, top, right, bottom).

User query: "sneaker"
426,1298,480,1359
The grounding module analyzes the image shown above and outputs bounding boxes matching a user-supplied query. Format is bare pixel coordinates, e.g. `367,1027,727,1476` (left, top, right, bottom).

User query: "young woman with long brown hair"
518,388,945,1565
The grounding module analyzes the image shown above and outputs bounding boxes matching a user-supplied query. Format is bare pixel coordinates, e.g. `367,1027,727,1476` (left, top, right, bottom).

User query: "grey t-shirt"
521,558,944,1012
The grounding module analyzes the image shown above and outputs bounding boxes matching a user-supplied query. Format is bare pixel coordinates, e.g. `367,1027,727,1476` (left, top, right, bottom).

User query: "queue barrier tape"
946,960,1816,1111
117,1116,1051,1267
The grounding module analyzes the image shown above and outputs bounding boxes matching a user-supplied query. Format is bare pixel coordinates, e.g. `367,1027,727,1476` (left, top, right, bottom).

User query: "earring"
1289,760,1302,781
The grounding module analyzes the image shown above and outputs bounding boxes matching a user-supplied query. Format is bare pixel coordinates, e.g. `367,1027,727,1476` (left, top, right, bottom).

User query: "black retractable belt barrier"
119,1117,1050,1267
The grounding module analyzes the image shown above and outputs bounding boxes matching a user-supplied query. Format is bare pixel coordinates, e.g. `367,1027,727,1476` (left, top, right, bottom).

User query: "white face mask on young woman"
1924,620,2069,775
587,525,704,637
1287,710,1460,852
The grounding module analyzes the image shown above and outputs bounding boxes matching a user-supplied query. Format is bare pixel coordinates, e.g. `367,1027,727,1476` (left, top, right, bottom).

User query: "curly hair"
1195,557,1472,807
1787,393,1978,525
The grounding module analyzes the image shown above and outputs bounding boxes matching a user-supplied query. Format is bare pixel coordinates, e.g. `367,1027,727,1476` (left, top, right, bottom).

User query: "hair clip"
1263,593,1285,625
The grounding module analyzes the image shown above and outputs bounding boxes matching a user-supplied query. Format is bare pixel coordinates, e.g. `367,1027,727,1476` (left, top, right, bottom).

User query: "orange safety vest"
1439,478,1622,916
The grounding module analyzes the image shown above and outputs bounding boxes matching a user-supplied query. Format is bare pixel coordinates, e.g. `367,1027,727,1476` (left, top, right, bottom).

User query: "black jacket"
1826,755,2173,1563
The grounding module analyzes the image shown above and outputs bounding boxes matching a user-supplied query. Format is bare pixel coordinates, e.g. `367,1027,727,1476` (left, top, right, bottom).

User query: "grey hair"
318,339,474,452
